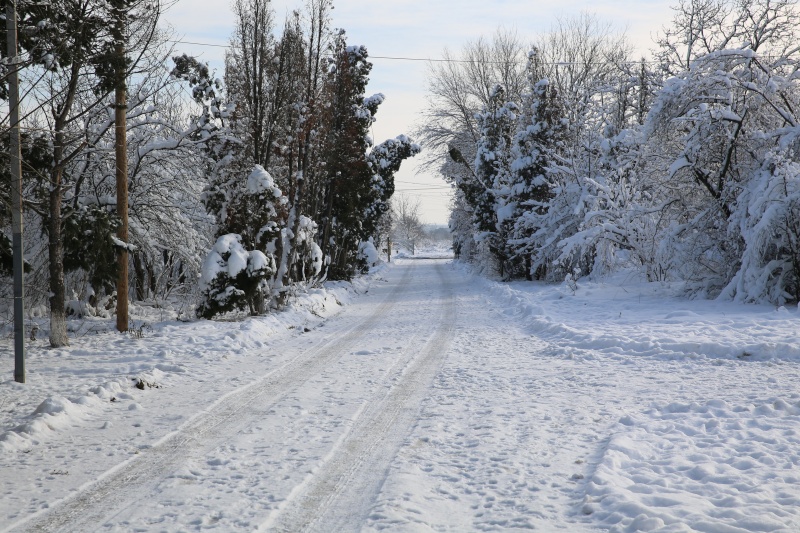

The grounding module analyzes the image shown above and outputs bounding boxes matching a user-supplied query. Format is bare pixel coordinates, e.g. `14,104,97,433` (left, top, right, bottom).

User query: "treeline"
422,0,800,305
0,0,417,346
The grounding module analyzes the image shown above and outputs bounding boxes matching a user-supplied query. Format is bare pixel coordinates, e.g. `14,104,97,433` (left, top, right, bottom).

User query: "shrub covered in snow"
292,216,324,281
196,234,275,318
357,239,381,270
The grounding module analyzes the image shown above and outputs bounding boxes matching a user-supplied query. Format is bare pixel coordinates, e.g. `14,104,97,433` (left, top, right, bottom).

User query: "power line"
167,37,800,68
396,179,451,187
165,38,665,66
167,39,228,49
396,188,453,192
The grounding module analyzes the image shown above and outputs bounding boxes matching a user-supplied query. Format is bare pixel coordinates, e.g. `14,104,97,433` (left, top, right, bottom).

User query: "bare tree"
225,0,277,169
17,0,163,346
392,195,426,255
537,13,633,150
416,28,528,184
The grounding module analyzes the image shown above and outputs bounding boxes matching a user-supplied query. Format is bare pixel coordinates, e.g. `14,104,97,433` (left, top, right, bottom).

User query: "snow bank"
0,395,100,452
465,265,800,362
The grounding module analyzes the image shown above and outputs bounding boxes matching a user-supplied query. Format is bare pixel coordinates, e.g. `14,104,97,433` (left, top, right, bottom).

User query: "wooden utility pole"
7,0,26,383
114,2,129,332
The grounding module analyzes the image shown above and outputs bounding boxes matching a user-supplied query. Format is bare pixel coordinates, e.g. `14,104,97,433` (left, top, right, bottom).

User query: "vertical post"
7,0,26,383
114,3,129,333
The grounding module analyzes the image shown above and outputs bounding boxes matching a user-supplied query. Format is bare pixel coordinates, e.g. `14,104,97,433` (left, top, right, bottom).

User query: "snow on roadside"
472,266,800,362
433,264,800,532
585,398,800,532
0,267,385,454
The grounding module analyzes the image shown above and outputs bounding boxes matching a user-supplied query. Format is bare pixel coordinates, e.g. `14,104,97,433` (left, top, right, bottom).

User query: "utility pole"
114,0,129,333
7,0,26,383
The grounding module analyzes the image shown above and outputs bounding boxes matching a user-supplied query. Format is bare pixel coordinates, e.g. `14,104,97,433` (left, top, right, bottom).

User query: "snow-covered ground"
1,255,799,532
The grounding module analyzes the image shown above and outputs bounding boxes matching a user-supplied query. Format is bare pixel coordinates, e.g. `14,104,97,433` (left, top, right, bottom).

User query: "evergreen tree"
365,134,421,252
198,165,285,317
471,84,517,277
196,233,274,319
62,206,121,302
507,55,566,279
319,35,380,279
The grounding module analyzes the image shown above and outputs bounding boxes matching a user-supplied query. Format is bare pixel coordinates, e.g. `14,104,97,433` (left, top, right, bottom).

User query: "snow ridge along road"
9,260,456,532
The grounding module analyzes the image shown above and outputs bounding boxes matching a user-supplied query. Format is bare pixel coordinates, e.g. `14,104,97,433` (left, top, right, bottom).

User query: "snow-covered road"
3,260,455,532
3,258,800,532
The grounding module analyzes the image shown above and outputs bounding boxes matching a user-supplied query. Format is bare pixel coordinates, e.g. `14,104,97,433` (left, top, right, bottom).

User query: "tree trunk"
46,64,81,348
48,167,68,347
115,36,129,332
147,260,156,296
134,253,146,301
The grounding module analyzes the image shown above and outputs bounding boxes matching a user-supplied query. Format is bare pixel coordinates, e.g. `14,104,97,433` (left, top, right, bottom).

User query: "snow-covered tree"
287,215,324,283
414,2,800,307
0,0,166,345
320,36,419,279
645,0,800,299
199,165,285,316
556,127,662,279
505,51,566,279
417,29,528,268
366,134,421,249
521,15,634,281
720,151,800,303
471,84,518,277
196,234,274,318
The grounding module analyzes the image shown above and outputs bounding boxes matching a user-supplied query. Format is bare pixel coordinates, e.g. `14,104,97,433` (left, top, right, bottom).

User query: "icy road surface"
2,258,800,532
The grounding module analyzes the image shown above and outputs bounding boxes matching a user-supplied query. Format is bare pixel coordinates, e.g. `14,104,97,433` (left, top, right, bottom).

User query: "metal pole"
7,0,26,383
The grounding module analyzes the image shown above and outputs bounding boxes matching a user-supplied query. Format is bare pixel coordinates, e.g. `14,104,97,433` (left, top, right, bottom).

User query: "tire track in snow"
8,264,416,533
264,262,455,533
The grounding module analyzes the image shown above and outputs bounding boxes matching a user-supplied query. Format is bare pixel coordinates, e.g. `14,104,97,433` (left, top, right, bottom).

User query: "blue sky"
162,0,675,225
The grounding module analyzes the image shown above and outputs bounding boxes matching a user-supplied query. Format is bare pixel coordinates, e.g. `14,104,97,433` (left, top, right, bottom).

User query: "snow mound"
0,394,100,452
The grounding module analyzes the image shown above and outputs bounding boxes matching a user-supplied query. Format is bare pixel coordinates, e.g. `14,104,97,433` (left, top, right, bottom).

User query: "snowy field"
1,254,800,532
